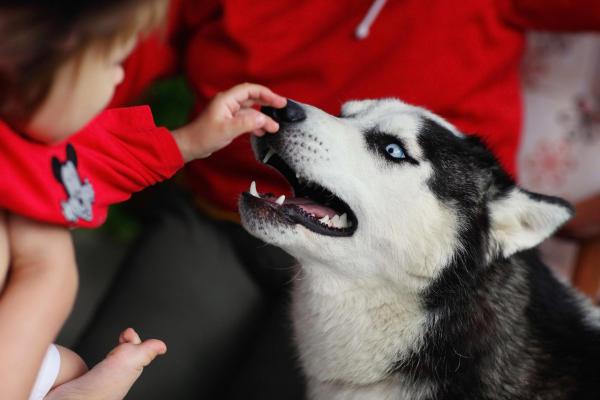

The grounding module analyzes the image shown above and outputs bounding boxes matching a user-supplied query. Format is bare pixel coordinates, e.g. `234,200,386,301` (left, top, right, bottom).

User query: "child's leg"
54,346,88,386
29,345,60,400
45,328,166,400
29,344,88,400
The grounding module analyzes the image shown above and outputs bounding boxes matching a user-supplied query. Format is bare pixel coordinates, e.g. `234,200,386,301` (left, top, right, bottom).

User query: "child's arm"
70,82,284,220
0,214,78,399
0,83,285,228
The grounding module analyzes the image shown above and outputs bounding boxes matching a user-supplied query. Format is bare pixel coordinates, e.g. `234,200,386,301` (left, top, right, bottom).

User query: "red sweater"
116,0,600,219
0,107,183,227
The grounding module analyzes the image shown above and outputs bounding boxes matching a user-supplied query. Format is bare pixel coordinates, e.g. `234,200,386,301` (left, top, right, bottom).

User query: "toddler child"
0,0,286,398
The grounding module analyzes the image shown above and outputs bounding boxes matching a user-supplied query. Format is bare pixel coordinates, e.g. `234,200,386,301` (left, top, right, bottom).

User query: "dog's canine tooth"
339,213,348,228
276,195,286,205
263,148,276,164
250,181,259,197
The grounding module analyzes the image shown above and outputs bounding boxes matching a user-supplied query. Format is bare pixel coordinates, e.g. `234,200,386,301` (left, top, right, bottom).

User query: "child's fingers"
140,339,168,359
262,115,280,133
228,108,279,138
239,98,282,109
240,99,256,108
226,83,287,109
120,328,142,345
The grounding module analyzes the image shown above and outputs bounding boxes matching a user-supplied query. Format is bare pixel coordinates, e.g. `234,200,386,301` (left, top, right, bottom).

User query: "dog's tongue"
286,197,337,218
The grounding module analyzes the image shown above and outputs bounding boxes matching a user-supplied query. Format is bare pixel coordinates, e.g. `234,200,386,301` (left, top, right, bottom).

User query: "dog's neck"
291,260,427,386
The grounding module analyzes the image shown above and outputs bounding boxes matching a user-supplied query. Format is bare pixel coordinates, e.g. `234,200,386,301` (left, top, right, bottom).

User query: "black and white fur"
239,99,600,400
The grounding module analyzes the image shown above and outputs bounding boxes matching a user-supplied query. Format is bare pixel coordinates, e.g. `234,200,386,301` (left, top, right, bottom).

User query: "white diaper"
29,344,60,400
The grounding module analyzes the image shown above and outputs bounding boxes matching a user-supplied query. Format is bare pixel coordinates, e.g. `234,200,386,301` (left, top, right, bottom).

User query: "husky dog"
238,99,600,400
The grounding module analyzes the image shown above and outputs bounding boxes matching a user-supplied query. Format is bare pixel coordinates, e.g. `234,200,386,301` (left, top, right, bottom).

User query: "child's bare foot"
46,328,166,400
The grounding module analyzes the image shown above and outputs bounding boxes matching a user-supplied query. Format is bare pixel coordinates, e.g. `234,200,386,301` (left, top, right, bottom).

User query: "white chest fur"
291,267,427,389
307,375,432,400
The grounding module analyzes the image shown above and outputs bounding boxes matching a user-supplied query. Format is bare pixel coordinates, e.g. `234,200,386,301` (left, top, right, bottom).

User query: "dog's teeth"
339,213,348,228
276,195,285,205
318,216,330,225
249,181,259,197
331,214,341,228
263,148,276,164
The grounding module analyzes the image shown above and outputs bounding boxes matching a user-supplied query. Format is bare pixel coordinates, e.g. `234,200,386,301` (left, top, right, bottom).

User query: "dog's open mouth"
242,147,358,237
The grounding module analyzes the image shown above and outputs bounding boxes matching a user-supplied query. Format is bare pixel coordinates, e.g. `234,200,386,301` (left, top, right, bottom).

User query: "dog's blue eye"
385,143,405,159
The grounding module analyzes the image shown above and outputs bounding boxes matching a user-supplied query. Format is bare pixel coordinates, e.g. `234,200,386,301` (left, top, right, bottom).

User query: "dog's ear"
66,143,77,166
488,188,573,258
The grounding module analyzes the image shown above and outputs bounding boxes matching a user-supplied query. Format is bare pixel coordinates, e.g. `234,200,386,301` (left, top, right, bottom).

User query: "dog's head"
239,99,573,291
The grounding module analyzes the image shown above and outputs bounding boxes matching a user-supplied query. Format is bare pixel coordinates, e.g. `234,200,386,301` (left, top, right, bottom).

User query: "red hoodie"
116,0,600,220
0,106,183,227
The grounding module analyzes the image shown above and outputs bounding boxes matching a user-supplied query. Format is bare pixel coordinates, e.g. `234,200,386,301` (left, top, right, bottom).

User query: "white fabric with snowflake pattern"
518,32,600,280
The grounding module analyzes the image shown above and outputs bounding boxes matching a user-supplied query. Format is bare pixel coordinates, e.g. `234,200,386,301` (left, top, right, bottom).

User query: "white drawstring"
355,0,388,40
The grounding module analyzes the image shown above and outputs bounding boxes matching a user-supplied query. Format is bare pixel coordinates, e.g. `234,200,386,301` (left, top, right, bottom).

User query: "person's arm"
0,109,184,228
497,0,600,31
0,83,285,228
0,214,78,399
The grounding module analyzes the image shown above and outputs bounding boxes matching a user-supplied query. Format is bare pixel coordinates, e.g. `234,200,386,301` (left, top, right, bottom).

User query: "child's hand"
173,83,287,161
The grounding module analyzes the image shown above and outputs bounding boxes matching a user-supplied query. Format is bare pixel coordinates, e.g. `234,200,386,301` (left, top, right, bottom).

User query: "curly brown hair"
0,0,168,124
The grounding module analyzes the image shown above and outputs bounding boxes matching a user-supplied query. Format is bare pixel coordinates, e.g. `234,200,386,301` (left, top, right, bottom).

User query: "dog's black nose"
261,99,306,123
